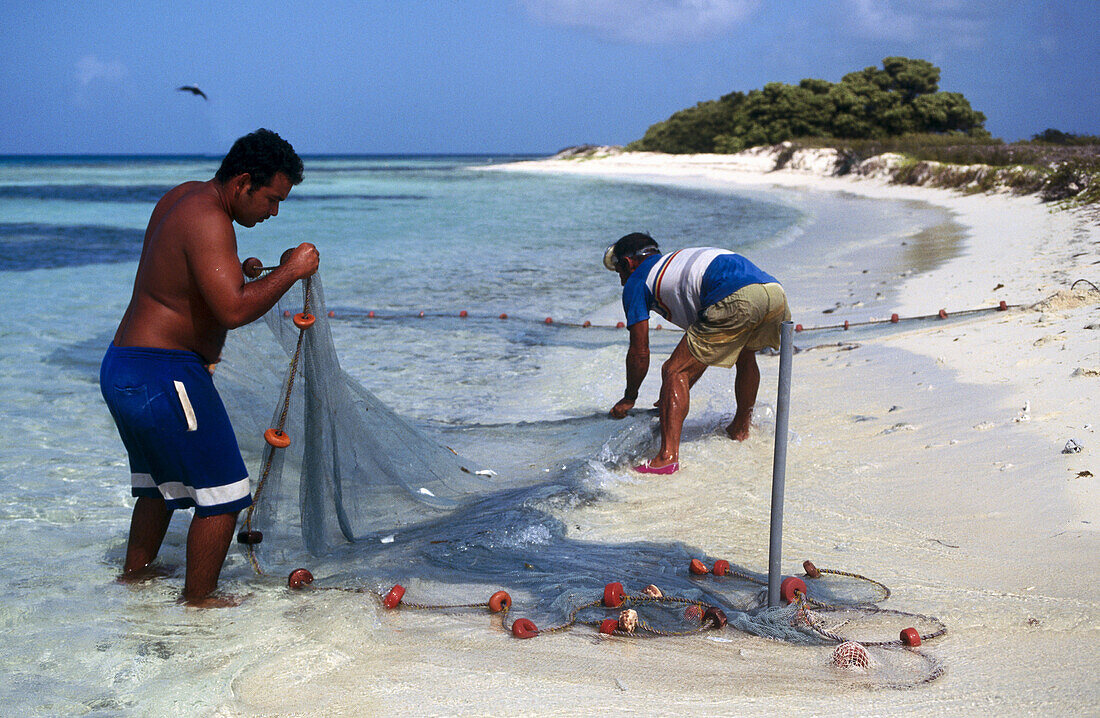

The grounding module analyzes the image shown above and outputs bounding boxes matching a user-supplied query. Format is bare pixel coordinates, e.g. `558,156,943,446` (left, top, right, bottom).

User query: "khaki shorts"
685,283,791,368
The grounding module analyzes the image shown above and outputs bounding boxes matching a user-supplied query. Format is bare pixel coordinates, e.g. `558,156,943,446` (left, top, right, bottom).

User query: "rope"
243,275,313,575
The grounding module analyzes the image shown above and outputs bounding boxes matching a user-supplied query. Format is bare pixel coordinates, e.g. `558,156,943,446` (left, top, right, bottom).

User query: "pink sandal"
633,461,679,475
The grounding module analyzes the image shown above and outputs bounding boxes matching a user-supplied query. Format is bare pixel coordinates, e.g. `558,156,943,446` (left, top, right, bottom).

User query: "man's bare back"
113,173,317,363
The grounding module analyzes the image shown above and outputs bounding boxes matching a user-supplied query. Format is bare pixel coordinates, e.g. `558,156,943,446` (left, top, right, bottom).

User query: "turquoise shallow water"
0,155,958,714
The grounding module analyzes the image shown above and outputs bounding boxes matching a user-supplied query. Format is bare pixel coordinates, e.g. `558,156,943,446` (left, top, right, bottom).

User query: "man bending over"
605,232,790,475
100,129,319,606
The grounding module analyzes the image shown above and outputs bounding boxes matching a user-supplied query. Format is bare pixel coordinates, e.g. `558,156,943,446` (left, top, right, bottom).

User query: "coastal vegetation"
612,57,1098,206
627,57,988,154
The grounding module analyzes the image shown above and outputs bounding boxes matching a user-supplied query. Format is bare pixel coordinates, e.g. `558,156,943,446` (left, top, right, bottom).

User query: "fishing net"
214,273,947,688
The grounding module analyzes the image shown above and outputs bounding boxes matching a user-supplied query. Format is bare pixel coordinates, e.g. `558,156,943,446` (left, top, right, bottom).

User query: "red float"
383,584,405,609
684,604,702,621
890,313,899,323
689,559,708,575
703,607,727,629
603,582,625,608
599,618,619,635
802,560,821,579
616,321,625,329
459,310,468,318
327,310,335,318
545,317,553,324
236,530,263,545
287,568,313,589
511,618,538,639
242,257,263,278
654,324,663,330
900,627,922,646
780,576,807,604
499,313,508,320
488,590,511,613
582,320,591,327
264,428,291,448
712,559,730,576
368,310,375,318
282,310,291,318
293,312,316,329
795,323,803,332
938,308,948,319
998,300,1008,311
418,311,425,318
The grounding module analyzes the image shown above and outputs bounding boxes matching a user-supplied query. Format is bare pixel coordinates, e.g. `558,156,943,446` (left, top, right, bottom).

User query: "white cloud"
842,0,992,47
521,0,760,43
75,55,128,85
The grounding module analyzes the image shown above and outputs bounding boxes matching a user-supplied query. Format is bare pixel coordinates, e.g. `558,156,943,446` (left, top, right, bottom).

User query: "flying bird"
176,85,207,100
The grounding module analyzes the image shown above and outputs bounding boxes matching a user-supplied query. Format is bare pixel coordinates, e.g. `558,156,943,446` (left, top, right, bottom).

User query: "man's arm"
187,214,319,329
610,319,649,419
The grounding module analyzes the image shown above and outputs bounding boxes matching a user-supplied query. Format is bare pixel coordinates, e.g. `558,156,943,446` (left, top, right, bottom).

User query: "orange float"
780,576,806,604
264,428,291,448
287,568,313,589
689,559,708,575
383,584,405,609
488,590,511,613
327,310,336,318
602,582,625,608
511,618,538,639
900,627,922,646
712,559,730,576
293,312,316,329
582,320,591,327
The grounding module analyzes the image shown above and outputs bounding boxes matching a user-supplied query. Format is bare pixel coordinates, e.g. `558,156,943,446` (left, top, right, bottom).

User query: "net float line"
321,299,1017,334
238,270,315,575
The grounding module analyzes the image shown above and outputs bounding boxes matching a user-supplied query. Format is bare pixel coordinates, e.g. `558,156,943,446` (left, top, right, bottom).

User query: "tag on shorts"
173,380,199,432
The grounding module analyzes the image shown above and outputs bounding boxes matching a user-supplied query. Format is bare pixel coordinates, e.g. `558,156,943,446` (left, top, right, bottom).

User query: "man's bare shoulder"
152,181,233,240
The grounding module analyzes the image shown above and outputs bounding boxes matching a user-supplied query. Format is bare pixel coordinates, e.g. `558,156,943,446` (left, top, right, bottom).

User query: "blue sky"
2,1,1097,154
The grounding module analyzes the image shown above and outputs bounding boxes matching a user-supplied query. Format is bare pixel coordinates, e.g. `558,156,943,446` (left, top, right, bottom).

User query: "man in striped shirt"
605,232,790,475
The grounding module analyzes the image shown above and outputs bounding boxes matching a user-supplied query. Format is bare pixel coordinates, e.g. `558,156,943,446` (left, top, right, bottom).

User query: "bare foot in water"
725,410,752,441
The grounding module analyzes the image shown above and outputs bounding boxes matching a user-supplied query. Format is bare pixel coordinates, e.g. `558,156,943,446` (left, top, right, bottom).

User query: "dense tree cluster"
628,57,989,154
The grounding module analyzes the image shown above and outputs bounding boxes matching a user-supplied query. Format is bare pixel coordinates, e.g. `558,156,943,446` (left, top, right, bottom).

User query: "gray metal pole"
767,320,795,607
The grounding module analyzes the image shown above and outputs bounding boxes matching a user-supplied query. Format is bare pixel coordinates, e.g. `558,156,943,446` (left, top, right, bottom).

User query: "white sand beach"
222,152,1099,716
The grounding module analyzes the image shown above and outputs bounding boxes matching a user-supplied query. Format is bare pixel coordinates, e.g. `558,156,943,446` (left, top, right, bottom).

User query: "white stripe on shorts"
131,473,250,508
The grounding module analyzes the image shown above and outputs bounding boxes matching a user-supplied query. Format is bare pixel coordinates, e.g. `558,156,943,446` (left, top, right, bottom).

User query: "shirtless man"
605,233,790,475
100,129,319,606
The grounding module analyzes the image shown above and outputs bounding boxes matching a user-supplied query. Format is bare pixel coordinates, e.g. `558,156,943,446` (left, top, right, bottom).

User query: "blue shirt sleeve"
622,271,652,327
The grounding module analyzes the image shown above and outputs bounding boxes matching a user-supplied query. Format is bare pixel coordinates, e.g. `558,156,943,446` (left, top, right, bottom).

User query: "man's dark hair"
215,128,304,188
612,232,660,265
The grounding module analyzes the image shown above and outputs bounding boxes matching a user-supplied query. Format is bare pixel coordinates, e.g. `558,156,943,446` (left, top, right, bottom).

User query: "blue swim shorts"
100,343,251,517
